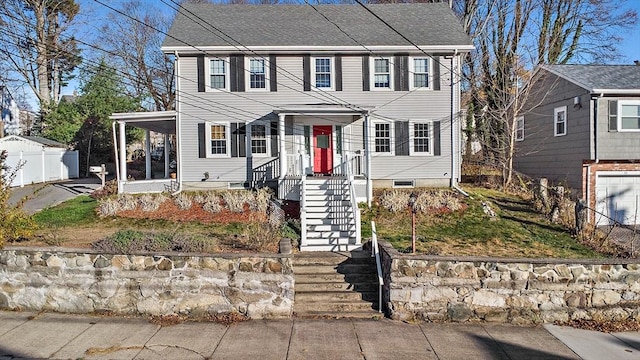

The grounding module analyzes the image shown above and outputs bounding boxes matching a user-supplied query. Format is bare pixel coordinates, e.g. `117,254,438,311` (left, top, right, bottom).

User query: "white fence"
4,150,79,187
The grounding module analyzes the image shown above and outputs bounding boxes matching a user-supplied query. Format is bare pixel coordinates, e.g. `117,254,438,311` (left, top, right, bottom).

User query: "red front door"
313,125,333,174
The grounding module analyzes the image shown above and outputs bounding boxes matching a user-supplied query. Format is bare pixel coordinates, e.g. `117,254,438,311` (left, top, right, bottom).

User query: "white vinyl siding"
311,57,334,90
618,100,640,131
554,106,567,137
370,57,393,90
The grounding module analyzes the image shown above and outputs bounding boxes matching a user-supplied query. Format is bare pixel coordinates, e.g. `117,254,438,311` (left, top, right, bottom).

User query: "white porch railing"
299,152,307,248
344,151,362,246
285,151,364,177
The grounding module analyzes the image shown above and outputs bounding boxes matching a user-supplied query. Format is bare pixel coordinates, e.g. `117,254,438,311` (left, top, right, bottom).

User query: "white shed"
0,135,79,187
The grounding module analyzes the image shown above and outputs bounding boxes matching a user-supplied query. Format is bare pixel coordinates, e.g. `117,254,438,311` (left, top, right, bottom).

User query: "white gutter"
173,50,183,195
161,45,475,55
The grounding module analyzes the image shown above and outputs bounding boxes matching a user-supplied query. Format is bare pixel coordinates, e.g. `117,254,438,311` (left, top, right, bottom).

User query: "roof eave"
160,44,474,55
591,89,640,95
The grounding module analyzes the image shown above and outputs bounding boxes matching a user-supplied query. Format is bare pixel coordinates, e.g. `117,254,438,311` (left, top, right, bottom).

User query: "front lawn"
363,187,603,259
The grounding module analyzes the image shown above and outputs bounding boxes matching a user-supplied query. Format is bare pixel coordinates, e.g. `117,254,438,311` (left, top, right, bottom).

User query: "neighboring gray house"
514,64,640,226
110,3,473,251
1,85,20,136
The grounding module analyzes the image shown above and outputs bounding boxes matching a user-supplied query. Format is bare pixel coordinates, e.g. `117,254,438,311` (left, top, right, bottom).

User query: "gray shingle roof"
162,3,471,48
543,64,640,92
22,136,67,148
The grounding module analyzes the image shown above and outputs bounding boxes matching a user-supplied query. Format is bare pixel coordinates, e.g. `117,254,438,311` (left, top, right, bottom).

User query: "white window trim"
617,100,640,132
409,120,433,156
245,57,270,92
408,57,432,91
370,57,394,91
515,115,525,141
371,120,394,156
249,123,271,157
206,57,229,92
205,121,231,158
310,56,335,91
554,106,567,137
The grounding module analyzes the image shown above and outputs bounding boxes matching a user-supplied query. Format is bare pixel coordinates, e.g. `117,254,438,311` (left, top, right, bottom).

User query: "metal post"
409,192,418,254
145,129,151,180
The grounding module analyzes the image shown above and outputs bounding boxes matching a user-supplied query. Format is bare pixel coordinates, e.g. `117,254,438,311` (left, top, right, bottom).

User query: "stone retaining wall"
0,247,293,319
379,242,640,324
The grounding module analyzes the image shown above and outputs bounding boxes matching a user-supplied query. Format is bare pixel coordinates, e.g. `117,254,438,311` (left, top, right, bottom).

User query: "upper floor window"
247,58,268,91
209,59,227,90
206,122,230,157
312,57,334,90
410,57,430,89
516,116,525,141
618,100,640,131
371,57,393,90
554,106,567,137
250,124,269,155
374,122,392,153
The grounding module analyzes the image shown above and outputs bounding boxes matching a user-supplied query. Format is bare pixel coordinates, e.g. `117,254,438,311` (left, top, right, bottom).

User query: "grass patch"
33,195,97,227
365,187,603,259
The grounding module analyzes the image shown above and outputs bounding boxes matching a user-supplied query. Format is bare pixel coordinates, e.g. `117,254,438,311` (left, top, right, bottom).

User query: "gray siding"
596,96,640,160
177,54,458,184
514,72,591,190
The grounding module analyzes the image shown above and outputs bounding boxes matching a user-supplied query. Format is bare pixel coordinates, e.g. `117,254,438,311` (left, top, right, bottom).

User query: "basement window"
393,180,415,188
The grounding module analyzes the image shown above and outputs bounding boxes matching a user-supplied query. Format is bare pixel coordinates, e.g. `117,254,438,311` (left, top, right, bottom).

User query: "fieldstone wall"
379,242,640,324
0,247,293,319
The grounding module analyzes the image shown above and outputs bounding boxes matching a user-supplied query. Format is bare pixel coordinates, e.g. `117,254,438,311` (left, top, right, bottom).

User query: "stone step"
295,281,379,292
294,263,376,275
296,290,379,303
293,300,376,314
292,251,372,265
293,310,382,320
294,272,378,284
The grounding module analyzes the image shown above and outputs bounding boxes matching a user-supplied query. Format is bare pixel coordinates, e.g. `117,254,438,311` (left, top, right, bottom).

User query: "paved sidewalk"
0,311,589,360
8,178,100,214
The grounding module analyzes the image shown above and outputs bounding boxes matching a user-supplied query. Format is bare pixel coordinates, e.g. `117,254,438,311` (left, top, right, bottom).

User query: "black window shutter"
230,55,245,92
269,55,277,92
197,55,205,92
198,123,206,158
230,123,238,158
433,121,441,156
303,55,311,91
395,121,409,156
433,56,441,91
394,55,409,92
270,121,278,157
609,100,618,132
401,56,409,91
335,55,343,91
362,55,370,91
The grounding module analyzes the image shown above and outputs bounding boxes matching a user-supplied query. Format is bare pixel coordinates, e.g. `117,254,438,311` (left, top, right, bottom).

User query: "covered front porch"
109,111,177,194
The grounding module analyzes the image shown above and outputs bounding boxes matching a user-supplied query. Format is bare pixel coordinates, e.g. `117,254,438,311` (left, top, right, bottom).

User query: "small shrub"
90,179,118,199
173,192,193,210
203,192,223,213
379,190,410,212
0,150,36,246
97,197,120,217
192,191,207,204
117,193,137,211
222,190,250,213
440,191,463,211
92,229,217,253
139,193,167,212
250,187,271,213
238,222,281,252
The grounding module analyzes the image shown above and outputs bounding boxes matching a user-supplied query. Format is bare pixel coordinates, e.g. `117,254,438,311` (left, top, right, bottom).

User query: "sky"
14,0,640,110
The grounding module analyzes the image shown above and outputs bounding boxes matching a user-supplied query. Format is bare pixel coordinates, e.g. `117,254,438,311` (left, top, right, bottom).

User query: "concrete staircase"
293,251,381,319
301,176,361,252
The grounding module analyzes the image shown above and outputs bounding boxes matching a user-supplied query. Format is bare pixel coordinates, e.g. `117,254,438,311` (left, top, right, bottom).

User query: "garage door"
595,174,640,226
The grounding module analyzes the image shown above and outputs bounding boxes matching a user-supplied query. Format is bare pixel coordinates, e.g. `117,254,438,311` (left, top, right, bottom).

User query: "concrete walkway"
8,178,100,214
1,311,623,360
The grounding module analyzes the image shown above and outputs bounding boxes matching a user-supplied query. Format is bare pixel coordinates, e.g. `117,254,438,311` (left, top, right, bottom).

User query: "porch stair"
301,176,361,252
293,251,381,319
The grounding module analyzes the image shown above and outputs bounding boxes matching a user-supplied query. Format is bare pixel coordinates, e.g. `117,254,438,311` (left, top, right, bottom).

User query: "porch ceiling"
274,104,373,116
109,111,177,134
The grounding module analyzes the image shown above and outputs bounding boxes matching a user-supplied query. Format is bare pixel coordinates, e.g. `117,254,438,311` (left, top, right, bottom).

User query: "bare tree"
94,0,175,111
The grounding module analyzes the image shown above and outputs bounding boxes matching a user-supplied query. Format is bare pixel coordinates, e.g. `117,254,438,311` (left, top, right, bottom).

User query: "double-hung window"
554,106,567,137
618,100,640,131
411,122,431,154
374,122,392,153
371,57,393,90
247,58,268,90
207,123,229,157
209,58,227,90
251,124,268,155
410,57,430,89
516,116,525,141
312,57,333,90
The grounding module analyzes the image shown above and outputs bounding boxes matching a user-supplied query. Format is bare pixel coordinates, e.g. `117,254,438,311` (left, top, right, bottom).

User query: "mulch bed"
116,201,267,224
556,319,640,333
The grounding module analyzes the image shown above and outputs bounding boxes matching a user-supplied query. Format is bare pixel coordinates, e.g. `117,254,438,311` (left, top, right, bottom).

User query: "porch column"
278,113,287,180
145,129,151,180
364,113,372,207
164,133,170,178
118,121,127,182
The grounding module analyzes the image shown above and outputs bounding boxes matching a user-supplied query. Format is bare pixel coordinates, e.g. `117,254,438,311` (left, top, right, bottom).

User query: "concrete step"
294,263,375,274
293,300,376,313
294,272,378,284
292,251,372,265
299,244,363,252
295,281,379,292
293,310,382,319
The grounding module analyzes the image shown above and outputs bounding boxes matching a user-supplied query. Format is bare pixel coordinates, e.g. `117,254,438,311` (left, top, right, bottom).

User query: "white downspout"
173,50,183,195
450,50,459,188
364,112,372,207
